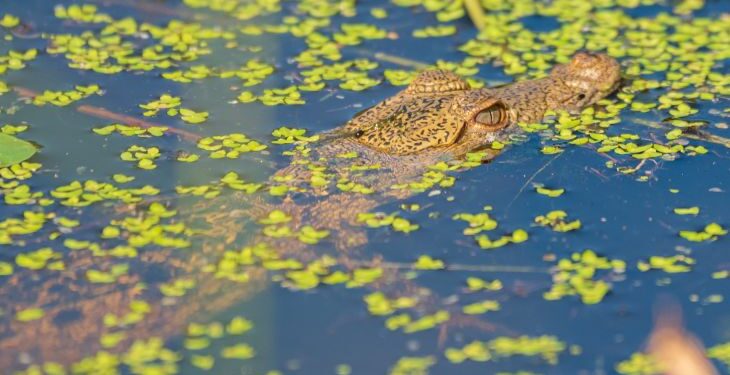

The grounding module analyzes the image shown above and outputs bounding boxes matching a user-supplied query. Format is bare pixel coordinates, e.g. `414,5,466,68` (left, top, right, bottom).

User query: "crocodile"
263,51,621,247
274,51,620,188
0,52,621,369
327,51,620,157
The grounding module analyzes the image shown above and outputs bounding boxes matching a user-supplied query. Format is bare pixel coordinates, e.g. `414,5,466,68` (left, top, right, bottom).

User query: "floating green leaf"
0,134,37,167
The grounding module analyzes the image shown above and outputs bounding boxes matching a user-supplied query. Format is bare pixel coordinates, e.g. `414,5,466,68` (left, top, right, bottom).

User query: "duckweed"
0,124,29,135
0,210,52,245
446,336,566,365
32,85,101,106
475,229,529,250
52,180,160,207
466,277,503,292
221,344,255,359
365,292,418,316
271,127,319,144
386,310,450,334
0,48,37,73
708,341,730,369
413,255,445,270
297,226,330,244
462,300,500,315
140,94,181,116
534,184,565,197
87,263,129,283
391,170,455,192
159,278,196,298
220,172,263,193
389,356,435,375
453,210,498,235
100,332,127,349
239,86,305,106
413,25,457,38
3,1,730,373
544,250,626,304
357,212,420,233
615,353,663,375
104,300,151,328
0,262,12,276
384,70,418,86
94,124,168,137
55,4,112,23
336,178,374,194
0,14,20,28
637,255,695,273
679,223,727,242
121,145,161,169
346,267,384,288
190,355,214,370
16,247,63,271
16,307,45,322
534,210,582,232
112,174,135,183
178,108,209,124
197,133,267,159
0,161,42,181
673,206,700,215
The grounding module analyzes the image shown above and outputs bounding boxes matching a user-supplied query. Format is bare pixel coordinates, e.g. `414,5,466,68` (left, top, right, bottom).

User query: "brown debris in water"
648,300,718,375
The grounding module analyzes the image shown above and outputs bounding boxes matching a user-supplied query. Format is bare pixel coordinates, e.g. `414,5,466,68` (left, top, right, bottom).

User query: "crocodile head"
549,51,622,112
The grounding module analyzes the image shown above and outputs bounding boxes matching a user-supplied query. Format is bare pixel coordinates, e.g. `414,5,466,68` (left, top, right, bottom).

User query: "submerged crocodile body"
0,52,621,369
266,51,621,241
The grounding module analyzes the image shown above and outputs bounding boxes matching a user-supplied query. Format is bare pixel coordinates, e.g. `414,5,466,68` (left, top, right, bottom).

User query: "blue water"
0,0,729,374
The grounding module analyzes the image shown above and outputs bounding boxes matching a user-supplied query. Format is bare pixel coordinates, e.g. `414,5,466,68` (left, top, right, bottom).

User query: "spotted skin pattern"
404,70,471,94
340,76,504,155
338,51,622,156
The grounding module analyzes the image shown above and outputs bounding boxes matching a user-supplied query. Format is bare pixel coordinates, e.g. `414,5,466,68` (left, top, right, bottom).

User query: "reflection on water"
0,0,729,374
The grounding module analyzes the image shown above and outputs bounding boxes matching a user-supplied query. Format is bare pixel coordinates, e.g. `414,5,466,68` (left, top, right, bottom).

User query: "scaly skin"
0,52,621,370
331,51,620,157
272,52,621,193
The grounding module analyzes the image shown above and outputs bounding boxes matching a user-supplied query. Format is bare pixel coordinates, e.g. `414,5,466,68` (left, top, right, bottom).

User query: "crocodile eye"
475,102,508,129
354,130,364,137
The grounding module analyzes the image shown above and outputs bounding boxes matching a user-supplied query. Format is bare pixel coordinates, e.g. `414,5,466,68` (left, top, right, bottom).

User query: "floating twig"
633,118,730,148
89,0,201,20
13,86,201,142
77,105,201,141
464,0,487,31
505,152,563,214
368,51,431,69
352,260,548,274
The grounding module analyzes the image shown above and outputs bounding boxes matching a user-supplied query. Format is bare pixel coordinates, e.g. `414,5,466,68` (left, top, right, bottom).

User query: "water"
0,0,729,374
